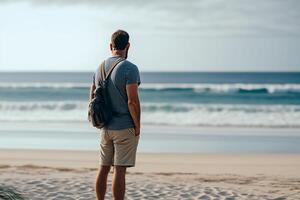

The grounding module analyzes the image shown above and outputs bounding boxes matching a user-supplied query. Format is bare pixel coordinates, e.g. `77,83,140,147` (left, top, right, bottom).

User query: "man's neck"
111,51,126,58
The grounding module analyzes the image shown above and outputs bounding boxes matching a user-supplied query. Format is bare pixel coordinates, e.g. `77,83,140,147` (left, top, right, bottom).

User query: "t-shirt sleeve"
126,65,141,86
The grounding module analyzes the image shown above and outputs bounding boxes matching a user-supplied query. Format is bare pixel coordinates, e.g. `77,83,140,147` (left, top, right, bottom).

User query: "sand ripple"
0,166,299,200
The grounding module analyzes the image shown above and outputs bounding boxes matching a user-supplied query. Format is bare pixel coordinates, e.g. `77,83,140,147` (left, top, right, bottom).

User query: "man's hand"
134,126,140,136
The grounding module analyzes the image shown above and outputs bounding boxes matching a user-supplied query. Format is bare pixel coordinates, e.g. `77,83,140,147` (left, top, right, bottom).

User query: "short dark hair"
111,30,129,50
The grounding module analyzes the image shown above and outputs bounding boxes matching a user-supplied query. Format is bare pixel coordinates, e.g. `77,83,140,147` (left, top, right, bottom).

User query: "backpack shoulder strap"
99,61,105,82
102,57,125,81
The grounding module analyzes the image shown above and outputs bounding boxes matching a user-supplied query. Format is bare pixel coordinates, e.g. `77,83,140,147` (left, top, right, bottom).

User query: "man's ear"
125,43,130,59
110,43,113,51
126,43,130,50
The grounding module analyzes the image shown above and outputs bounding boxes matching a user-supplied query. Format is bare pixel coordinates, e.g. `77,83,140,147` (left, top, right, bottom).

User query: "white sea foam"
0,82,299,94
141,103,300,127
0,101,299,127
0,101,86,111
141,83,300,93
0,82,89,89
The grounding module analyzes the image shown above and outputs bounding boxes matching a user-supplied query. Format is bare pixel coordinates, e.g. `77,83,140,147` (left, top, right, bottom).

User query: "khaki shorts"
99,128,139,167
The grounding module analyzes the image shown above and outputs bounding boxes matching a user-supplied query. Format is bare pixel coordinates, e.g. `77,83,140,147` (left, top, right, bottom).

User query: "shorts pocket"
100,130,109,144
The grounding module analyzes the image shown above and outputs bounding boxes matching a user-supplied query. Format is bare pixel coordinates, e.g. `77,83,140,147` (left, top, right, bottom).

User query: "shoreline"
1,122,300,154
1,121,300,135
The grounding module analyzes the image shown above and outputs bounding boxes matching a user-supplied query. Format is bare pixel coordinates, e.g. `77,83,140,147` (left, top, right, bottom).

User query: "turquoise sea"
0,72,300,127
0,72,300,153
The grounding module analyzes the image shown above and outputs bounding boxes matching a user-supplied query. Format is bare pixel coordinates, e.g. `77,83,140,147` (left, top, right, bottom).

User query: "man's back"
92,30,141,200
93,55,140,130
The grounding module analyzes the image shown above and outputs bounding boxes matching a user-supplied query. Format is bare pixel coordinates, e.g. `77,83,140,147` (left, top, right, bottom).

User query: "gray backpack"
88,58,125,129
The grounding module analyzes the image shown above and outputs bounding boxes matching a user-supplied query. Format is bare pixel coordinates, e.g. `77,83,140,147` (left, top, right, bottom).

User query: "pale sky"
0,0,300,72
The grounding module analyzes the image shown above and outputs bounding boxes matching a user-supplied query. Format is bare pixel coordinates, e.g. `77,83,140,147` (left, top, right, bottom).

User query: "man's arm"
126,83,141,136
89,84,96,102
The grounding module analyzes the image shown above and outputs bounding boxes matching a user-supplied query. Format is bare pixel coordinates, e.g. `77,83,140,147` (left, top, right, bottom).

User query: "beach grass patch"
0,185,26,200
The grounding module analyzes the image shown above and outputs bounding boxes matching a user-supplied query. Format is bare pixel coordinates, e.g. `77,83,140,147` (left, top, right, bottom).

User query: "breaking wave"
1,101,299,127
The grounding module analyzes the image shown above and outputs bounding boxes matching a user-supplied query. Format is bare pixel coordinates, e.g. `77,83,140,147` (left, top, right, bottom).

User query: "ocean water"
0,72,300,128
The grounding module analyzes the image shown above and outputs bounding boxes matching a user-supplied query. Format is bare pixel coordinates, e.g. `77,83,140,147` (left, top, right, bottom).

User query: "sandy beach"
1,149,300,200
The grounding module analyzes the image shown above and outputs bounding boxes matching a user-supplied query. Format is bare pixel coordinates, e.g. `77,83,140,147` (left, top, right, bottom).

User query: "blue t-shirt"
93,56,141,130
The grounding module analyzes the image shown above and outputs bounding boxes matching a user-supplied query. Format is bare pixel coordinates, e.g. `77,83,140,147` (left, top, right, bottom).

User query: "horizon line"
1,70,300,73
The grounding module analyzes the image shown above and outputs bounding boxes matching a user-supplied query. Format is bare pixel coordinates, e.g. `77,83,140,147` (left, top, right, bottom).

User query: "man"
89,30,141,200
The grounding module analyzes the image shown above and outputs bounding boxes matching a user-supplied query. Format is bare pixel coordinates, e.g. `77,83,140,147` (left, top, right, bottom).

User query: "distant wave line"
1,83,300,94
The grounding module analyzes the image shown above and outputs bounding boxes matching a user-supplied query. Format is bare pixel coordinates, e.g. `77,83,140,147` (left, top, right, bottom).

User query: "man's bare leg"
96,165,111,200
112,166,127,200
